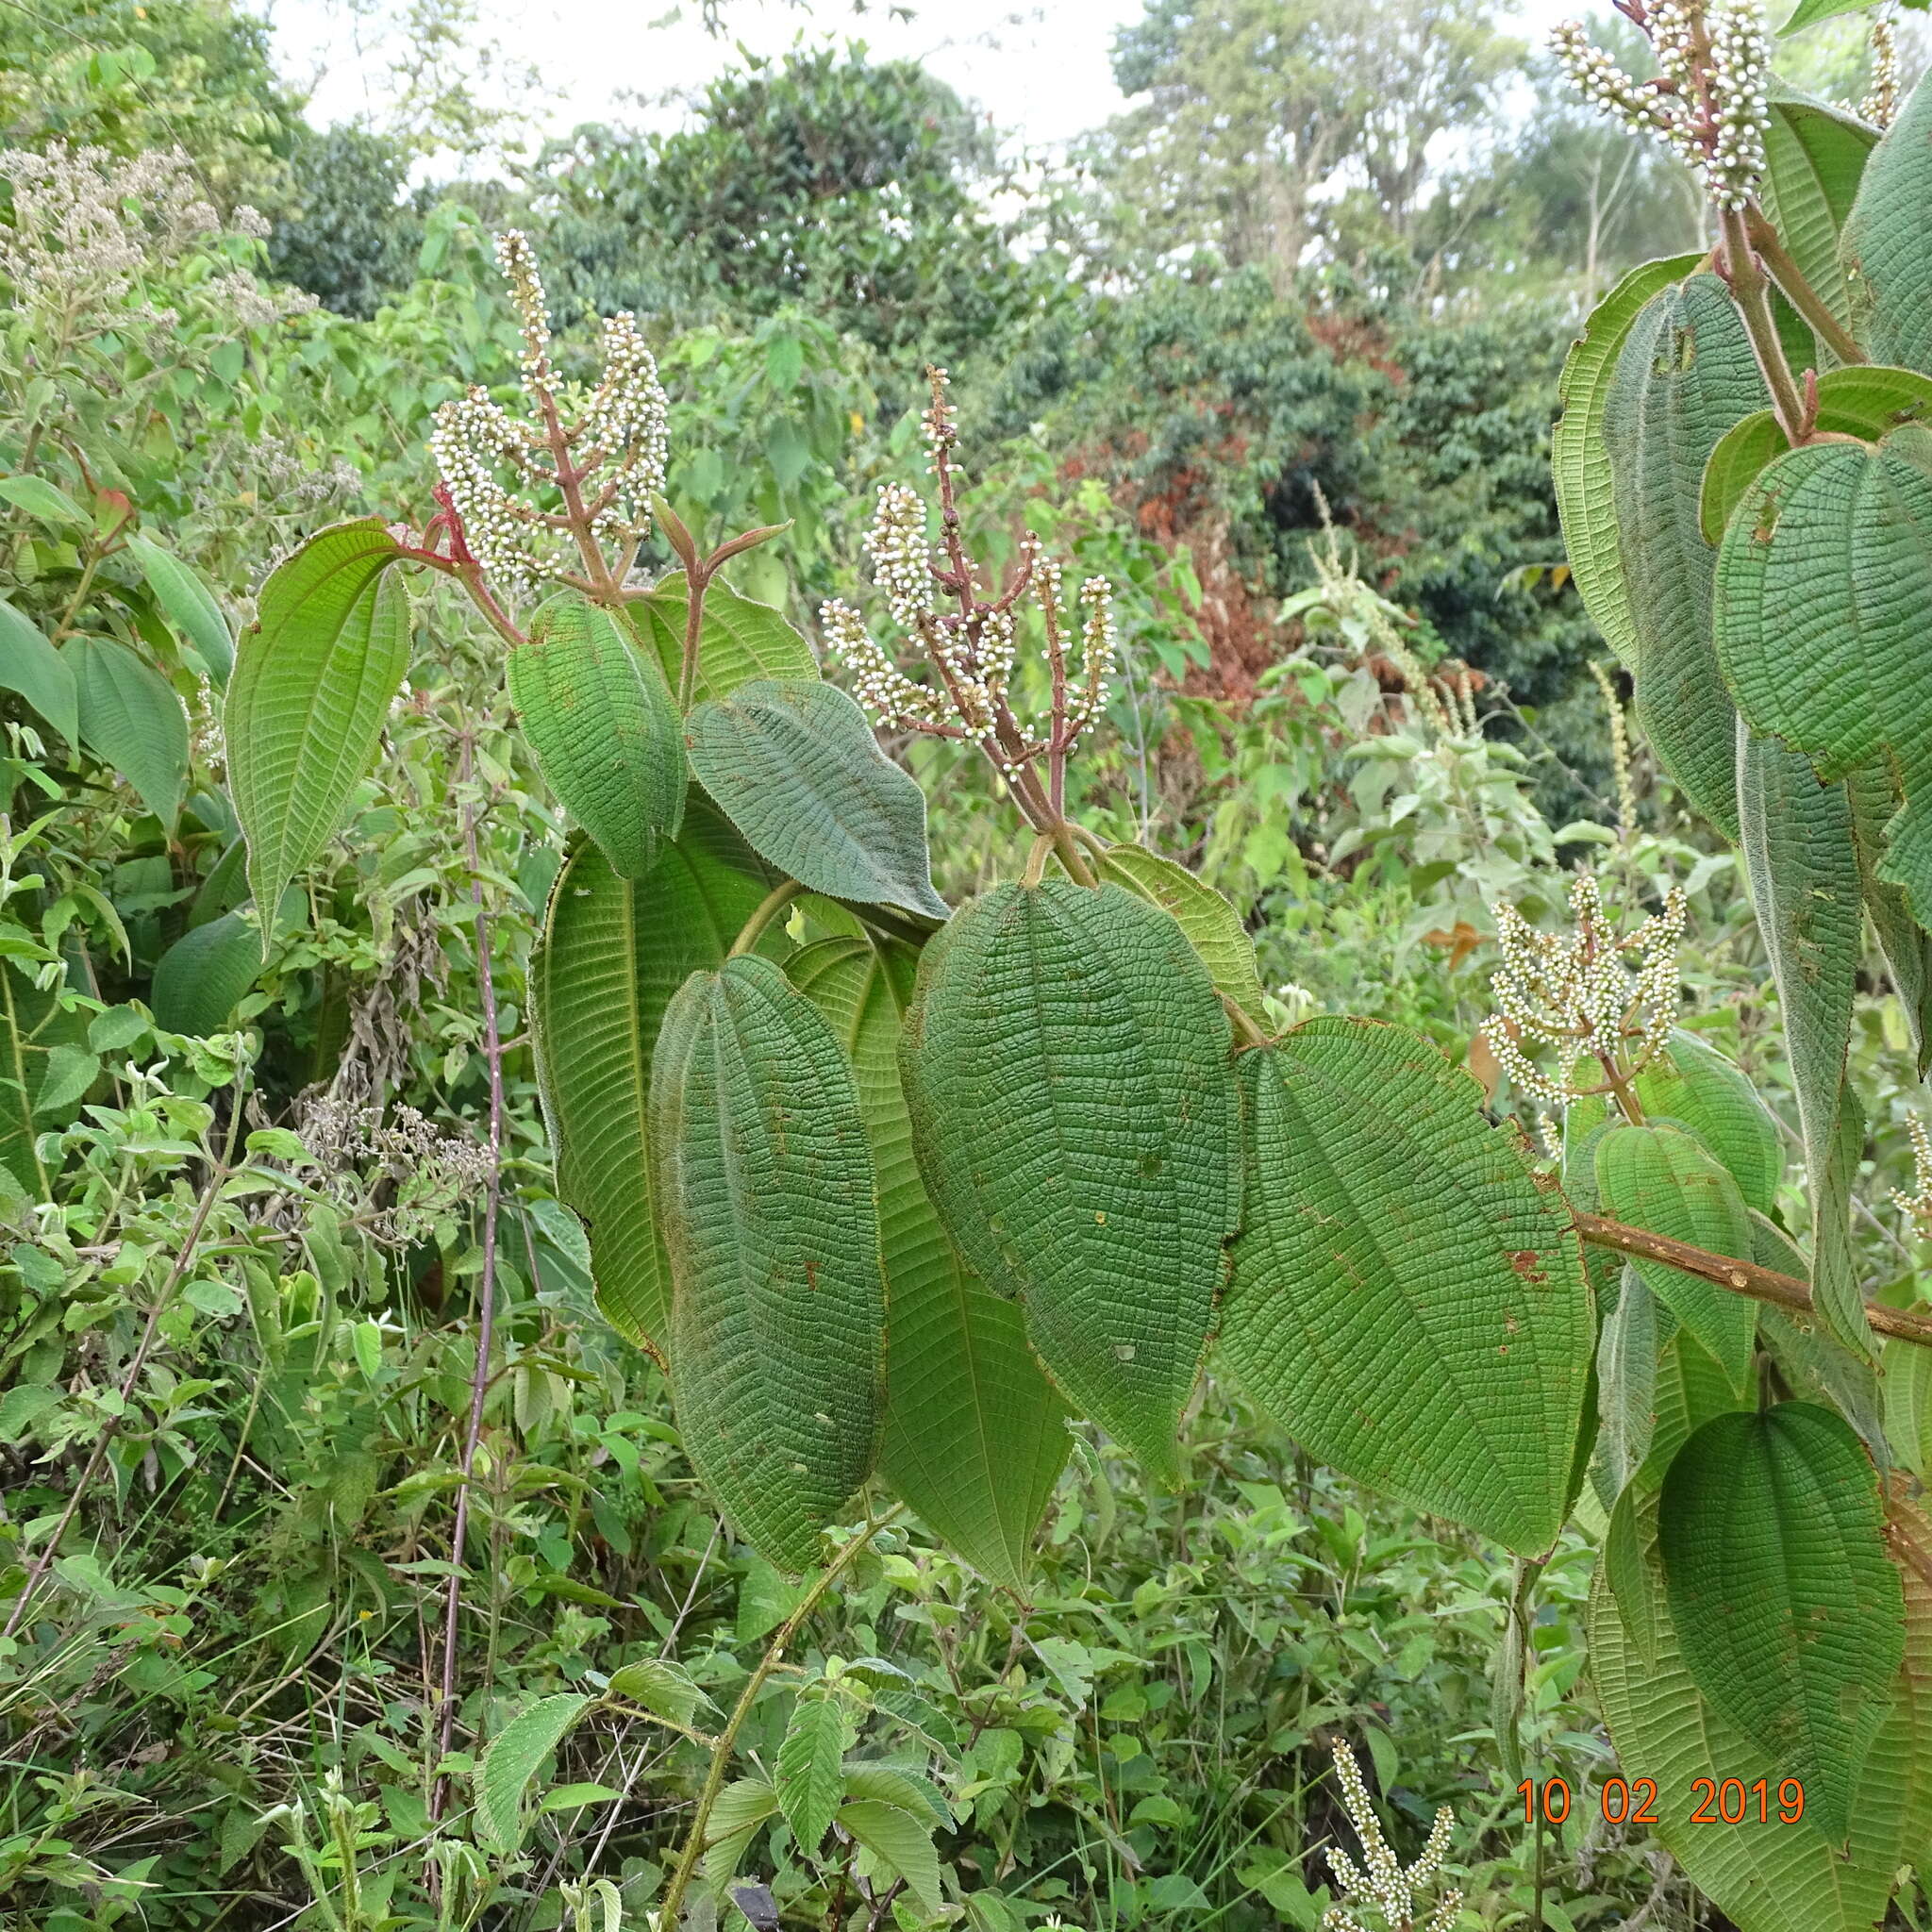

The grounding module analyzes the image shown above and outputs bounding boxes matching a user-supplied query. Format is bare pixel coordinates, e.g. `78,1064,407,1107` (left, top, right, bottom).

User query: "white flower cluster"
1321,1740,1462,1932
1891,1114,1932,1232
1484,871,1687,1107
428,229,670,599
1552,0,1772,211
1860,16,1899,127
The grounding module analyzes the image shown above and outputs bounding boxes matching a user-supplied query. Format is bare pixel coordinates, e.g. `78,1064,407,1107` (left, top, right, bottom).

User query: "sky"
266,0,1159,164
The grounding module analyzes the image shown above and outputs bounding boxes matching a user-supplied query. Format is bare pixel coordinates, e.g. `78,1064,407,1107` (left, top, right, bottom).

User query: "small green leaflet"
652,955,887,1569
774,1690,855,1853
687,677,949,922
475,1691,592,1855
1552,253,1702,670
1658,1404,1904,1840
1222,1018,1593,1556
0,475,88,525
900,880,1241,1484
507,591,685,880
841,1798,946,1913
0,599,78,743
226,520,411,955
1593,1124,1757,1394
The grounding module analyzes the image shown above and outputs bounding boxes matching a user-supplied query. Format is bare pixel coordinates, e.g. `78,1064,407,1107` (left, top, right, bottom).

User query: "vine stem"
431,730,508,1817
1574,1212,1932,1347
655,1508,902,1932
3,1062,248,1641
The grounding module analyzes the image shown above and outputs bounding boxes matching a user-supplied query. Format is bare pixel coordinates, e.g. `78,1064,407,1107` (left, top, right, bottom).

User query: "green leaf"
149,910,261,1037
1635,1030,1784,1214
530,809,778,1360
1715,428,1932,797
900,880,1241,1483
1756,1217,1887,1465
1094,843,1266,1015
1659,1404,1904,1839
1553,253,1703,669
66,635,188,825
0,475,87,525
1604,1481,1659,1664
1737,733,1869,1357
632,570,820,702
1885,1340,1932,1478
507,591,685,880
1781,0,1887,32
226,520,410,951
1606,273,1766,837
1592,1269,1658,1504
775,1691,856,1854
1843,72,1932,375
1589,1494,1932,1932
1849,765,1932,1075
841,1799,946,1913
0,970,89,1192
1644,1329,1752,1490
125,534,235,687
1593,1124,1758,1393
702,1777,781,1896
687,678,948,922
789,938,1068,1591
0,599,78,743
1700,367,1932,544
840,1764,954,1828
1758,92,1879,332
606,1657,715,1726
34,1043,96,1117
475,1691,592,1855
652,954,886,1569
1222,1017,1593,1555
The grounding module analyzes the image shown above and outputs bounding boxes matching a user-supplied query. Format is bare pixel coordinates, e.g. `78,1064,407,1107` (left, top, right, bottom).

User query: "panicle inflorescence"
1552,0,1771,210
819,367,1120,801
1859,15,1900,126
1484,871,1686,1107
428,230,670,600
1891,1115,1932,1232
1321,1740,1463,1932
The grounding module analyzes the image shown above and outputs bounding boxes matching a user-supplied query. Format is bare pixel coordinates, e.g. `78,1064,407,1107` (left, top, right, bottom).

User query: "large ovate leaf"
1842,70,1932,375
652,953,886,1569
1222,1017,1593,1555
529,806,778,1361
631,569,820,702
1699,364,1932,544
789,938,1068,1591
475,1692,592,1855
507,591,684,880
1094,843,1266,1015
66,634,188,826
1593,1124,1757,1393
0,599,77,743
1553,253,1702,669
840,1799,946,1914
1658,1404,1905,1839
1715,427,1932,799
149,910,261,1037
1589,1491,1932,1932
1606,273,1765,838
226,520,410,951
900,879,1241,1483
687,677,948,922
1758,92,1879,335
126,534,234,687
1737,731,1869,1357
